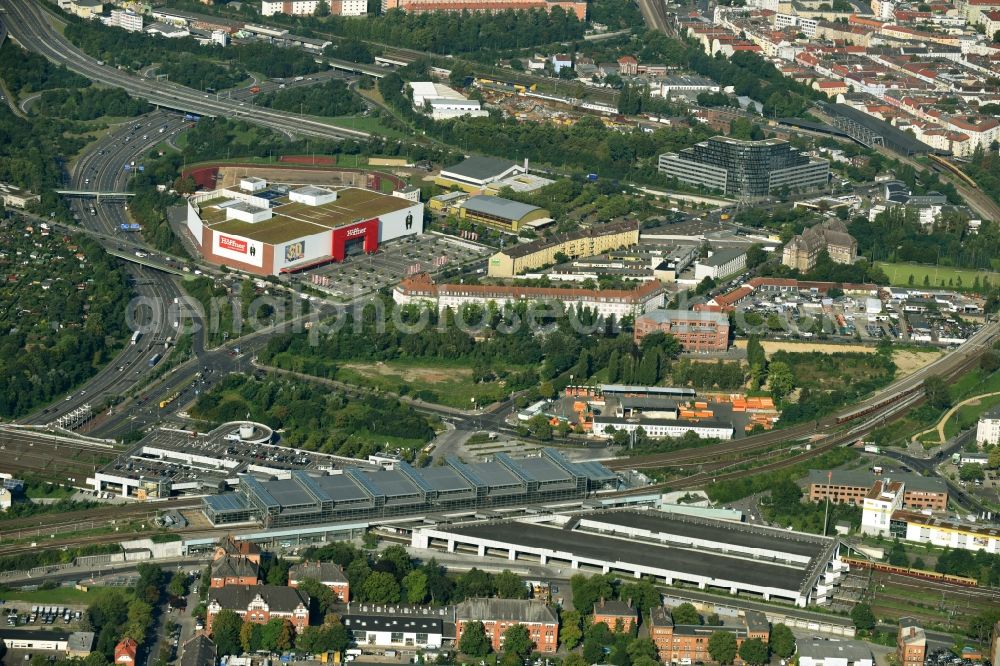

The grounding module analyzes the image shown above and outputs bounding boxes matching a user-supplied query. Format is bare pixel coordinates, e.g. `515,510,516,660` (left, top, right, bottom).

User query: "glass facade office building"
658,136,829,198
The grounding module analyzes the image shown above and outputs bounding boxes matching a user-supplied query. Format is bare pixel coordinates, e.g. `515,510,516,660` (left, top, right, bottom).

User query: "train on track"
928,154,978,189
842,556,978,587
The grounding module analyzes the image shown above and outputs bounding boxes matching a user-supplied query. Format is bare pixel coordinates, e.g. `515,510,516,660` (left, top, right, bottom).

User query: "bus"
131,331,142,345
148,353,161,368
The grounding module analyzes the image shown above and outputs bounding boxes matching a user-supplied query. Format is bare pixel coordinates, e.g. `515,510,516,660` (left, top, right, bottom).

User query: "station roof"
200,187,414,245
444,521,811,591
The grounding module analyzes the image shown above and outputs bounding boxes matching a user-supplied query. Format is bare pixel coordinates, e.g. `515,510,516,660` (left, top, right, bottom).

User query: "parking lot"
4,604,84,629
305,234,489,299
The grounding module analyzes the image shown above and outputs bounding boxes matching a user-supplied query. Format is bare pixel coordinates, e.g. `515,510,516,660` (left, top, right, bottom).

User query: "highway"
18,110,203,427
0,0,370,141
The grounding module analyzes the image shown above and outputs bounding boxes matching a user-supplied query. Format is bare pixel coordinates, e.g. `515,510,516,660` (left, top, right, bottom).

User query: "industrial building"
633,309,731,352
341,605,448,649
458,195,550,233
185,180,423,276
591,416,735,440
203,448,617,528
394,273,666,319
413,510,846,607
806,469,948,511
797,639,874,666
658,137,830,198
408,82,488,120
435,156,526,192
487,220,640,278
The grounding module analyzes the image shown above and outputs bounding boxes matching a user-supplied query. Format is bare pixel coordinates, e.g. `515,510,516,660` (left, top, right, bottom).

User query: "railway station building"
412,509,847,607
202,448,617,528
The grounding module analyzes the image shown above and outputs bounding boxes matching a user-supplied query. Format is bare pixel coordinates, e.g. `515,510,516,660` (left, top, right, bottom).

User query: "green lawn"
944,393,1000,439
876,261,1000,289
327,114,410,140
0,587,115,605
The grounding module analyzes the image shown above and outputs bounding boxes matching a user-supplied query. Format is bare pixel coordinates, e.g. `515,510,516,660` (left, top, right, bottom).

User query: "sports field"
877,261,1000,288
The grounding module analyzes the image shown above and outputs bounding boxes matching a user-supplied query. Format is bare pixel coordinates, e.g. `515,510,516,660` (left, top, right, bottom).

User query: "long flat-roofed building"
186,185,423,276
203,449,616,528
435,156,524,192
394,273,666,320
458,195,550,233
658,136,829,198
807,470,948,511
383,0,587,20
487,220,640,278
414,509,846,607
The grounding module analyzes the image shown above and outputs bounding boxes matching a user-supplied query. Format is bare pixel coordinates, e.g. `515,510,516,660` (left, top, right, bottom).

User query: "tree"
959,463,985,482
887,540,909,566
968,609,1000,644
850,603,876,632
361,571,401,603
769,623,796,659
167,573,188,598
456,568,495,599
767,360,795,399
403,570,429,604
316,0,331,15
739,638,770,666
241,621,262,653
266,558,292,586
211,610,243,656
503,624,534,657
627,639,659,663
297,622,350,654
619,580,660,615
559,610,583,650
924,374,952,410
379,544,413,578
988,446,1000,469
458,621,491,657
570,574,613,614
296,578,337,619
671,603,701,625
495,570,528,599
707,631,738,664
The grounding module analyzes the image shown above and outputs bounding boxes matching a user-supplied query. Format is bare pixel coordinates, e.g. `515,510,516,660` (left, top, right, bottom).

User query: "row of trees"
36,87,150,121
256,79,365,117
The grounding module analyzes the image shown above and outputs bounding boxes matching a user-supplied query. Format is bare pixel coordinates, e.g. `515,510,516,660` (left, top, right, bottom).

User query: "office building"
0,182,41,209
897,620,926,666
694,247,747,281
860,479,905,536
806,470,948,511
976,405,1000,445
487,220,640,278
782,219,857,271
108,9,143,31
891,511,1000,554
633,309,731,352
658,137,829,198
455,599,558,653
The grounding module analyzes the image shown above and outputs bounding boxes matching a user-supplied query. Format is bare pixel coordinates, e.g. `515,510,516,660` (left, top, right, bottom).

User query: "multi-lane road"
0,0,369,141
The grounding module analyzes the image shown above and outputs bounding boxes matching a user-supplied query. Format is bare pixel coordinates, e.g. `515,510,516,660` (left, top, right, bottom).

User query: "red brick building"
649,607,770,665
381,0,587,19
455,599,558,654
897,619,926,666
205,586,310,634
593,598,637,632
288,561,350,601
210,556,261,589
633,309,731,352
213,535,262,565
806,470,948,511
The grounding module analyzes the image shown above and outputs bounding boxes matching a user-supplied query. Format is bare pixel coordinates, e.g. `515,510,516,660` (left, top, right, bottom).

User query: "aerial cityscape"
0,0,998,665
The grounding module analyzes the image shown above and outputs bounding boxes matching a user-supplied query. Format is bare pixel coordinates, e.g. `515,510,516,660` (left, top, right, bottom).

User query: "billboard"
284,240,306,264
213,231,264,267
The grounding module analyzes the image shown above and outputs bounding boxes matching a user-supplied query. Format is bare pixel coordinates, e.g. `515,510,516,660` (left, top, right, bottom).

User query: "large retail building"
185,179,423,276
658,136,829,198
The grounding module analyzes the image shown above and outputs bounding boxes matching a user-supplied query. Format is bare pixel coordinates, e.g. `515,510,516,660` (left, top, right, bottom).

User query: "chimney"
909,628,916,638
599,596,605,608
627,598,633,609
524,158,529,174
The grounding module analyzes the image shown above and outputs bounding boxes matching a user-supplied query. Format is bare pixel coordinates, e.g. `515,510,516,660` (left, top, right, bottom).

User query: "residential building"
436,156,525,192
394,273,666,320
455,599,558,654
551,54,572,73
633,309,731,352
114,638,138,666
648,608,770,665
108,9,143,31
210,555,260,588
487,220,640,278
798,639,874,666
694,247,747,281
593,598,636,632
458,195,550,233
897,620,926,666
288,561,350,601
179,636,217,666
381,0,587,18
658,137,829,198
806,470,948,511
261,0,320,15
68,0,104,18
860,479,905,536
341,605,447,649
0,183,41,209
976,405,1000,445
205,585,310,634
213,535,262,565
408,82,488,120
782,219,857,271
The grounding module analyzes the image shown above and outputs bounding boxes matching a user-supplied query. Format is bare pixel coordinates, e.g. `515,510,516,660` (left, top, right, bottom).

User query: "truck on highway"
863,444,880,454
131,331,142,345
148,353,162,368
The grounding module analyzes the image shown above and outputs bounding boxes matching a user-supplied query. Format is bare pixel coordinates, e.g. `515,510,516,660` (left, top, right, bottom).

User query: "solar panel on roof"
346,468,385,500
